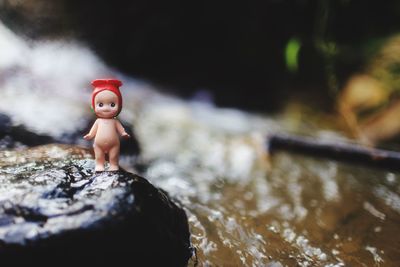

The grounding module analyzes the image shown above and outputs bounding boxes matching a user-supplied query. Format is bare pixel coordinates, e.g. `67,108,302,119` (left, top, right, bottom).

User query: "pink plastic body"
83,79,130,171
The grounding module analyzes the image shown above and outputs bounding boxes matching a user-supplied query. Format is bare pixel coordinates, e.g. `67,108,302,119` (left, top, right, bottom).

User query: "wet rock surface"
0,145,192,266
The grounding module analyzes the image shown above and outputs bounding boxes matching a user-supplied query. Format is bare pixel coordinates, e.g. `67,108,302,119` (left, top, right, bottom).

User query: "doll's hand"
83,134,93,140
121,132,131,139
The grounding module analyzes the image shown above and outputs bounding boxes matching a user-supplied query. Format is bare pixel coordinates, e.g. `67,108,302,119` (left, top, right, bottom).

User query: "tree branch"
268,134,400,171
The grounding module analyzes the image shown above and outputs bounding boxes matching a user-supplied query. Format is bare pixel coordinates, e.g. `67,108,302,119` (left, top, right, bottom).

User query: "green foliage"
285,38,301,73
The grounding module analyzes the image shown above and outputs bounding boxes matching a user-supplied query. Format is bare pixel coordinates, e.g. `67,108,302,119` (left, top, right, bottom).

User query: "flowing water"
0,21,399,266
132,100,400,267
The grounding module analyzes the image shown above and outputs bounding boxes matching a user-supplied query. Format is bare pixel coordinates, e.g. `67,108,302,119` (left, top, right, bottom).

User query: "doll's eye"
111,103,116,107
98,103,103,107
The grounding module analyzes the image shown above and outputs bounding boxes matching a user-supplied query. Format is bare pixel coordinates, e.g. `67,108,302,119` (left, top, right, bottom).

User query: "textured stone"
0,144,192,266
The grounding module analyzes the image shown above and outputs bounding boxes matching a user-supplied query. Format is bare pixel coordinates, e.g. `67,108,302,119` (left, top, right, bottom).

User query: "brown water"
185,153,400,266
132,101,400,267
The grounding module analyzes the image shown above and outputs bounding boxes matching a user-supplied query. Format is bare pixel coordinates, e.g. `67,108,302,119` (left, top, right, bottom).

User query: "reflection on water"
135,101,400,266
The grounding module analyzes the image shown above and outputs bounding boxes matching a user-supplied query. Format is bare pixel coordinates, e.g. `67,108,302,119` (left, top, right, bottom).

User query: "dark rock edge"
0,170,193,267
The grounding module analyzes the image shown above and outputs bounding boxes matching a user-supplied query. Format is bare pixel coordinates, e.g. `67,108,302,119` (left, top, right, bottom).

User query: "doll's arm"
116,120,130,139
83,120,98,140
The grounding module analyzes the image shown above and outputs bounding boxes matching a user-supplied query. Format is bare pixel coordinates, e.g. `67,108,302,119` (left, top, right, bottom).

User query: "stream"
133,99,400,267
0,21,399,266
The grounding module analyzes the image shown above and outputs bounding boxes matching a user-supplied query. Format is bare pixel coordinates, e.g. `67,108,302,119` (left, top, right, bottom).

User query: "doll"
84,79,130,171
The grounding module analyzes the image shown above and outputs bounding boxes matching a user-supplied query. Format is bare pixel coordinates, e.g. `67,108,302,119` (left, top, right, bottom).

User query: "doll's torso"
94,118,120,152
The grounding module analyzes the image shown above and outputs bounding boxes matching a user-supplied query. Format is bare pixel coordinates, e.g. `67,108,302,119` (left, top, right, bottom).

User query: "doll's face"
94,90,119,118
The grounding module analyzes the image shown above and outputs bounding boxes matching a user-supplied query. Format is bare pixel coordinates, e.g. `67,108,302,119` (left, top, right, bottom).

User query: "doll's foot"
108,165,119,171
95,165,105,172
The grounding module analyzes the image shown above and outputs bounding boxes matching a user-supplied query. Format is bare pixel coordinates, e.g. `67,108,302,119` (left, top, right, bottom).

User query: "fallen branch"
268,134,400,171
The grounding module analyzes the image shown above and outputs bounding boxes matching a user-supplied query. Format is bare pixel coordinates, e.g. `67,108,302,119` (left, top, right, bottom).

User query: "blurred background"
2,0,400,111
3,0,400,147
2,0,400,266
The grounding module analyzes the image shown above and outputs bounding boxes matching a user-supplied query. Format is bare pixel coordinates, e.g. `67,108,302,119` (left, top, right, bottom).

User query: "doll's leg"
108,145,120,171
94,146,106,171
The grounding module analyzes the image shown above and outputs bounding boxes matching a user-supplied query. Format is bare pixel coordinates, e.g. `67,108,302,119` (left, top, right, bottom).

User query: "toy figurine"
84,79,130,171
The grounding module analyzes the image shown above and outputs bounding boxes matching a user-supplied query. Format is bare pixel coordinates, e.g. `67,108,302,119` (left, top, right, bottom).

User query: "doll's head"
91,79,123,118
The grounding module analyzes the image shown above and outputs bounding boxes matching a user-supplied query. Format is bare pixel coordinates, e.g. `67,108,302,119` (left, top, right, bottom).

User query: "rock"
0,113,55,148
0,144,192,266
0,113,11,132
